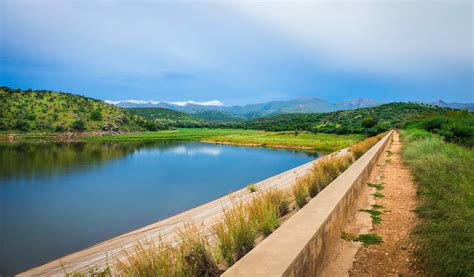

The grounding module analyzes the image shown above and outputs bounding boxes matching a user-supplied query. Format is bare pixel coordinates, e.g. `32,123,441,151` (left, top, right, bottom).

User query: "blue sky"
0,1,472,105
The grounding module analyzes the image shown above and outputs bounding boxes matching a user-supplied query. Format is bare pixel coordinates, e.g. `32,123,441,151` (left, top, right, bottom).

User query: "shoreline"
1,129,360,152
200,139,318,151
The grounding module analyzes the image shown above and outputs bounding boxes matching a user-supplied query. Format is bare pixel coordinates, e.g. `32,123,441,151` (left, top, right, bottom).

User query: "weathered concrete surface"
20,148,348,276
223,131,393,277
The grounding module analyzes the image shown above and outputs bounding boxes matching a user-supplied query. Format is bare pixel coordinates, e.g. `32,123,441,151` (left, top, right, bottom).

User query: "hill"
430,100,474,111
126,107,207,129
113,98,380,119
0,87,143,132
192,110,245,122
238,102,447,135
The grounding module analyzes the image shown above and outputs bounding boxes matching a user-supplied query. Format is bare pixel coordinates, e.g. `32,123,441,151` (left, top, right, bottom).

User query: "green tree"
72,119,85,131
90,110,102,121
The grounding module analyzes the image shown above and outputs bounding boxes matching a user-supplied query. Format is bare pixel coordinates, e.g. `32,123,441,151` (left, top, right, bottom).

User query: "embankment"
223,131,392,276
20,148,349,275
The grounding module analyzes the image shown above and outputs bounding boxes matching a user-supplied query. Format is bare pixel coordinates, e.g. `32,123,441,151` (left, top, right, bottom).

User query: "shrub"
177,226,219,277
246,193,280,237
72,119,85,131
214,201,257,266
116,240,176,276
90,110,102,121
292,178,309,208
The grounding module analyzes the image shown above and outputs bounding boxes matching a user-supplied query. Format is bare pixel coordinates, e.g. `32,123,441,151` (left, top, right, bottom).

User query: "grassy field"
401,129,473,276
83,128,364,152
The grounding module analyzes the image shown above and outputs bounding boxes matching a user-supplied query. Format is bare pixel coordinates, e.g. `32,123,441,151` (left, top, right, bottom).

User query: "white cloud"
104,100,120,105
166,100,224,106
232,1,473,77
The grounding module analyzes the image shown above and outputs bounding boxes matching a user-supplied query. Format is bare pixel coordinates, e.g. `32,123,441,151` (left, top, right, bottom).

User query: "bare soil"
321,131,419,276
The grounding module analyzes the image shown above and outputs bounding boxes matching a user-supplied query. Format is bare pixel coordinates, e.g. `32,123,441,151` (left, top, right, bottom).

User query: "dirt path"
321,131,418,276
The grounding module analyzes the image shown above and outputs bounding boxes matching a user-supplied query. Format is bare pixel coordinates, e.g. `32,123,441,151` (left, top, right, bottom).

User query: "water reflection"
0,140,317,276
0,141,208,180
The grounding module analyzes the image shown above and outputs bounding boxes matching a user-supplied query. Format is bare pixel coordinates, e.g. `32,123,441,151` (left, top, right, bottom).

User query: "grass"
355,233,384,246
213,201,257,266
292,178,310,208
83,129,364,152
360,208,383,224
367,182,385,190
350,132,386,159
341,232,383,246
247,184,257,193
246,190,282,236
401,129,474,276
206,131,364,152
371,191,384,198
371,204,385,210
116,240,179,276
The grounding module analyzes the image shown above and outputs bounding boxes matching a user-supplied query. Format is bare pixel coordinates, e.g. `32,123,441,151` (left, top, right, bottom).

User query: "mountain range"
112,98,473,119
114,98,380,119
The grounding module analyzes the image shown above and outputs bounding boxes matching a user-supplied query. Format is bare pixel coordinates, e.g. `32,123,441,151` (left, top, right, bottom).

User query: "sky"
0,1,472,106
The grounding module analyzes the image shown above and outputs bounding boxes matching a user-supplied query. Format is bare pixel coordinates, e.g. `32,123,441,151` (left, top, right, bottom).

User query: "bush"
15,120,30,131
292,178,309,208
90,110,102,121
72,119,85,131
402,131,474,275
362,116,379,128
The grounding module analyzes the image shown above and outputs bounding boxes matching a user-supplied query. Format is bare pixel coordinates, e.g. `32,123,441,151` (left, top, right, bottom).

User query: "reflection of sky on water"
0,140,316,276
135,144,223,157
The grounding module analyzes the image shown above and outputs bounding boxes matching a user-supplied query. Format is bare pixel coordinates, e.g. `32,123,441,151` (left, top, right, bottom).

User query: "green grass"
360,209,383,224
292,178,309,208
401,129,474,276
372,191,384,198
371,204,385,210
367,182,385,190
355,233,384,246
83,128,363,152
246,184,257,193
341,232,383,246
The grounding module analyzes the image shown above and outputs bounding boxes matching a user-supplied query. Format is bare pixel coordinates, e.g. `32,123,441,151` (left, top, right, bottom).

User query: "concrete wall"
223,131,393,277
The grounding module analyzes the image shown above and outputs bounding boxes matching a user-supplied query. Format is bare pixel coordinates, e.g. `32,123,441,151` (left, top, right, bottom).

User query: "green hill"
0,87,143,132
126,107,206,129
239,102,447,135
192,110,245,122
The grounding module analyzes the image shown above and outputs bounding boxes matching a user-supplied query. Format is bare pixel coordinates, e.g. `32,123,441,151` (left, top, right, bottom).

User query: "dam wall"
223,131,393,277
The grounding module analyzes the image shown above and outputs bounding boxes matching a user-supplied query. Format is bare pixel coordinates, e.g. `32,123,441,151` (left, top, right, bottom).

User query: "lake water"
0,141,317,276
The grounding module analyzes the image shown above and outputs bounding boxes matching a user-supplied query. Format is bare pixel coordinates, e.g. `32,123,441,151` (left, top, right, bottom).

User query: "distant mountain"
113,98,381,119
191,111,245,122
336,99,380,110
429,100,474,111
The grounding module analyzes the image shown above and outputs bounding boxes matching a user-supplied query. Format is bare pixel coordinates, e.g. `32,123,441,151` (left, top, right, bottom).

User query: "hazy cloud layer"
0,1,472,104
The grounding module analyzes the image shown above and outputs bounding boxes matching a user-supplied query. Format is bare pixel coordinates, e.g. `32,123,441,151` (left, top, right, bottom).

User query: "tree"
362,116,379,128
90,110,102,121
72,119,85,131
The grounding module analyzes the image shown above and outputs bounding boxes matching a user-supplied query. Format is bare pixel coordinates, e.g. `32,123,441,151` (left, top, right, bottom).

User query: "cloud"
167,100,223,106
232,1,473,77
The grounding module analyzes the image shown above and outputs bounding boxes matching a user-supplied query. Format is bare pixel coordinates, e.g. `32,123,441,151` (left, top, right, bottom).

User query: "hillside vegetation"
404,109,474,147
0,87,143,132
238,102,446,135
126,107,206,130
84,128,363,152
401,113,473,275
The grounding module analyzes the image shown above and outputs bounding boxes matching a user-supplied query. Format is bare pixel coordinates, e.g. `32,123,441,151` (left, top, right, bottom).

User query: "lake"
0,141,317,276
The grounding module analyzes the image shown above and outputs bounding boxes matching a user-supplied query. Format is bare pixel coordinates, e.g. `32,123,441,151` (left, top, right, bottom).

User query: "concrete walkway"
21,148,348,276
